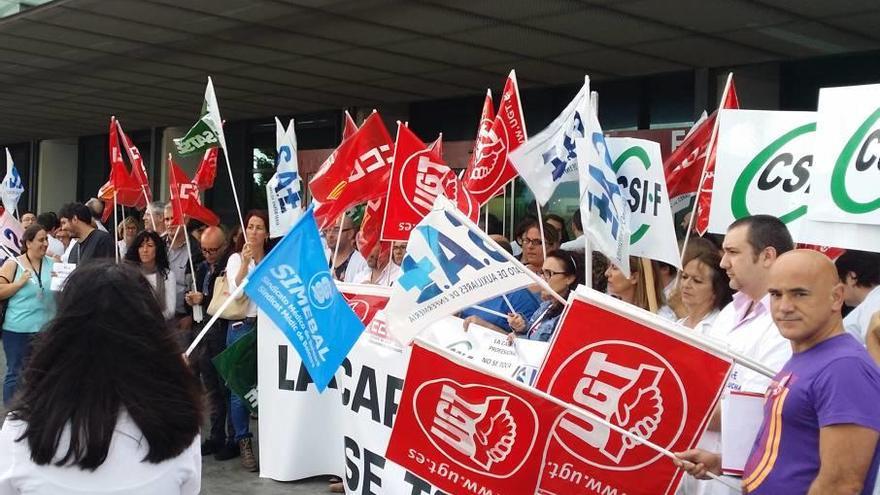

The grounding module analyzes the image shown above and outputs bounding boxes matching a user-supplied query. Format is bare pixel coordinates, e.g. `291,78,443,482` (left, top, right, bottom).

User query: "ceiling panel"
527,9,682,46
613,0,790,33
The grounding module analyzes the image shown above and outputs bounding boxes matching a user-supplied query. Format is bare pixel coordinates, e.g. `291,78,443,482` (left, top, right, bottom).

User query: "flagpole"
502,186,507,237
113,192,119,264
415,338,742,492
219,144,247,236
331,213,345,279
185,280,247,357
535,201,547,263
181,220,204,323
679,72,733,267
642,257,658,313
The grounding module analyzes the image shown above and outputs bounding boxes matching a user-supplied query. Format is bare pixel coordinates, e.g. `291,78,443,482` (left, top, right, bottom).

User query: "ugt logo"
731,123,815,224
399,152,458,215
548,341,686,470
414,379,538,477
467,125,506,194
831,106,880,215
612,146,662,244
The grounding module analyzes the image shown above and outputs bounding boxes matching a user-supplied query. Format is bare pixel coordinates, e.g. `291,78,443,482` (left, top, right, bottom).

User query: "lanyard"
25,254,42,290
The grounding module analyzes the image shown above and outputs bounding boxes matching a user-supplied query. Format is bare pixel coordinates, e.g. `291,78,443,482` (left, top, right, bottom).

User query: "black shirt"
68,228,115,264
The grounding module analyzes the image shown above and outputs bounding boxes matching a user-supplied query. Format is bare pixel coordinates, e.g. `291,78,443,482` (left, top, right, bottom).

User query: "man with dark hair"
560,210,585,252
835,250,880,343
58,203,115,264
36,212,64,258
695,215,795,494
677,250,880,494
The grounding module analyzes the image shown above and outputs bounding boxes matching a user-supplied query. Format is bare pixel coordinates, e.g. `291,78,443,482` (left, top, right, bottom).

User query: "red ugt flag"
168,155,219,227
534,291,732,495
116,118,152,208
694,76,739,235
662,112,717,206
192,147,218,191
462,71,528,206
343,110,358,140
380,123,479,241
310,112,393,230
387,342,565,495
98,117,142,221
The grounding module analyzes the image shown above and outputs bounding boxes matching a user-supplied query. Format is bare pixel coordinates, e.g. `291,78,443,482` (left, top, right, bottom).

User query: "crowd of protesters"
0,198,878,495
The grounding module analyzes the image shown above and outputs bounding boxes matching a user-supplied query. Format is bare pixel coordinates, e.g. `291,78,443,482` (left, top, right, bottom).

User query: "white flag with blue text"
267,117,302,238
385,195,536,344
1,148,24,216
578,109,631,277
508,80,589,205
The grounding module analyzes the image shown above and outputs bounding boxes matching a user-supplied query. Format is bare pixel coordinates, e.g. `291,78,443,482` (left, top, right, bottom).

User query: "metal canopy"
0,0,878,143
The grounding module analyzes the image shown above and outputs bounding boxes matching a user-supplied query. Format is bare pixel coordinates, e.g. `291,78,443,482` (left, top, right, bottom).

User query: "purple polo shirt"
742,333,880,494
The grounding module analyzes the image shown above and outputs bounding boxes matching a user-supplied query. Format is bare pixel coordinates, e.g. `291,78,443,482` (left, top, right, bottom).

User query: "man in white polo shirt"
684,215,794,495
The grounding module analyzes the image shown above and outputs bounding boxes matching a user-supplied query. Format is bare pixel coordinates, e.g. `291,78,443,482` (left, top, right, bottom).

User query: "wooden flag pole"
642,257,658,313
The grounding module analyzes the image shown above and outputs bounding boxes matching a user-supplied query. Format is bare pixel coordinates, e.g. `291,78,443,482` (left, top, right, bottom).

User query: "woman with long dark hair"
124,230,176,320
0,224,56,404
508,250,584,342
222,209,269,472
0,261,203,493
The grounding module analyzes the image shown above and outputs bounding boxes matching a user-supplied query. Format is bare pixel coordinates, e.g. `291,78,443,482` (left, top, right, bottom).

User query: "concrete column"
37,139,78,213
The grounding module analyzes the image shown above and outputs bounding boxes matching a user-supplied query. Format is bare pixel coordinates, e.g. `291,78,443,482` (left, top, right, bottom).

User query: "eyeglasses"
322,227,353,236
201,246,224,255
522,237,543,247
541,269,567,279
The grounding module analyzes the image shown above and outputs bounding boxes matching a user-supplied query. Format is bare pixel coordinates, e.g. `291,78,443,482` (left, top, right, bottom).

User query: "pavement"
0,344,330,494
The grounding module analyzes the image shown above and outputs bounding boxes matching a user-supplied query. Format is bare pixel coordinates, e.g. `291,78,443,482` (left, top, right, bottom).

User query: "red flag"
340,285,390,326
427,132,443,159
380,123,479,241
386,342,565,495
193,147,218,191
662,112,717,203
343,110,358,140
357,195,388,259
694,76,739,235
168,155,219,227
796,243,846,261
116,118,152,209
98,117,142,221
462,72,528,205
534,292,732,495
310,112,394,229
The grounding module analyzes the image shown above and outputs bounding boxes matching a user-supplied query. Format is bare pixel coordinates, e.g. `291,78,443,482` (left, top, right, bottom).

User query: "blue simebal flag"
244,206,365,392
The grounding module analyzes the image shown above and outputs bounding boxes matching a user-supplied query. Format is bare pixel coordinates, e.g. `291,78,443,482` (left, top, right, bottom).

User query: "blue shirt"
459,288,540,333
3,258,56,334
524,300,563,342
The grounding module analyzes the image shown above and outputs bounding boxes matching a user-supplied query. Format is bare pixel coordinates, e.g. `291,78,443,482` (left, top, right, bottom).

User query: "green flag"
174,76,226,157
212,328,258,413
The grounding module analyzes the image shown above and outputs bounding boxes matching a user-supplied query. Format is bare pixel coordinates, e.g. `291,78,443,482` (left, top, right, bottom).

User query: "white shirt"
143,271,177,320
116,240,128,259
46,235,64,259
705,292,791,394
560,234,585,252
338,250,369,284
354,262,400,286
61,241,76,264
226,253,257,318
0,412,201,495
844,285,880,344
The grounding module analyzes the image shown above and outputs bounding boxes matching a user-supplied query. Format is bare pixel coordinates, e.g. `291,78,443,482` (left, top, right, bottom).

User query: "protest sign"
534,290,732,495
339,282,391,327
385,195,535,344
245,208,364,391
607,137,680,268
386,341,565,495
809,83,880,226
50,262,75,291
708,109,816,235
0,210,22,265
721,390,765,476
509,79,588,205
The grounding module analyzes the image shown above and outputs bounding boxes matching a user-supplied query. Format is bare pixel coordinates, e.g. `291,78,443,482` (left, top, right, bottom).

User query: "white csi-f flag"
577,109,631,277
791,83,880,251
707,109,816,236
1,148,24,216
266,117,302,238
173,77,227,157
508,78,589,205
385,195,537,344
606,137,680,269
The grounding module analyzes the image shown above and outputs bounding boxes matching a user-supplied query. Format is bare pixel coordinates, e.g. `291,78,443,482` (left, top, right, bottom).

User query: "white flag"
577,109,631,277
508,79,589,205
606,137,680,268
173,77,227,157
385,195,537,344
1,148,24,216
266,117,302,238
